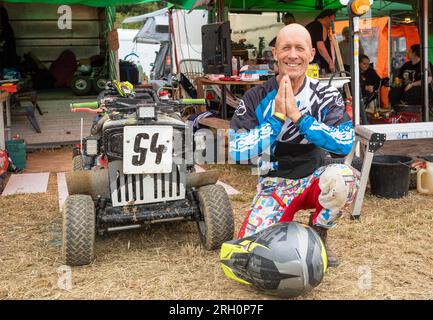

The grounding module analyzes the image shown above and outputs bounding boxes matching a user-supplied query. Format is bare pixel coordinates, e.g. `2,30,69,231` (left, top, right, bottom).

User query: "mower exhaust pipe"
186,170,220,188
65,169,111,199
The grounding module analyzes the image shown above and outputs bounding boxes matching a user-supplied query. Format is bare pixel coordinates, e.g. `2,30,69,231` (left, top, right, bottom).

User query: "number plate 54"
123,126,173,174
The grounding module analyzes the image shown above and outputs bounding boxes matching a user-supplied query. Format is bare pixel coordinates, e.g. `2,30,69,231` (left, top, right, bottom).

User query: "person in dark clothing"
0,6,18,71
339,26,364,72
305,9,336,74
359,54,381,98
229,23,359,267
269,12,296,47
389,44,433,106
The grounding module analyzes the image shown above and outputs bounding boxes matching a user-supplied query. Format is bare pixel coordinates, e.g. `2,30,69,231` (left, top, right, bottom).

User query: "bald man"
229,24,359,267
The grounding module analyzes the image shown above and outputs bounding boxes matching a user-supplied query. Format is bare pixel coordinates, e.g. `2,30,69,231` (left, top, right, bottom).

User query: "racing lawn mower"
71,55,109,96
63,81,234,266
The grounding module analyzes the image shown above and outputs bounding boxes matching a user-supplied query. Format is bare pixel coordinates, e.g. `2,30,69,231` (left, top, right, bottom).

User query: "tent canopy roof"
170,0,343,12
132,9,170,44
1,0,154,7
168,0,415,13
0,0,416,10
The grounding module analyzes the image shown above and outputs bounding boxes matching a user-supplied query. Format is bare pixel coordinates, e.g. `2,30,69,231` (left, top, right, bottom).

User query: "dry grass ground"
1,156,433,299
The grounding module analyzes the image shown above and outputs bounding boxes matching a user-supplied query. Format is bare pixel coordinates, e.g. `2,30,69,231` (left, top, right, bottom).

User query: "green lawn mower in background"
71,58,109,96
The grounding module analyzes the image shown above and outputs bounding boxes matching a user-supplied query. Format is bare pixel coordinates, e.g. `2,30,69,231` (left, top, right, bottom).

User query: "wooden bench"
196,117,230,160
198,117,230,150
198,117,230,133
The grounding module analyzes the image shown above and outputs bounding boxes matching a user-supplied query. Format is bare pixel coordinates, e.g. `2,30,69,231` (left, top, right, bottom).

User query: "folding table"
346,122,433,218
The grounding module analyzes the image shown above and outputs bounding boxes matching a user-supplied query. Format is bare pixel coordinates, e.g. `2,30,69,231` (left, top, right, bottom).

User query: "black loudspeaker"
201,21,232,75
119,60,139,85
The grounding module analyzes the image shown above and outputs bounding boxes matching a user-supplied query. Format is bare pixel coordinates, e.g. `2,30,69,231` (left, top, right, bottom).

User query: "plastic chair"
178,59,204,87
178,59,204,98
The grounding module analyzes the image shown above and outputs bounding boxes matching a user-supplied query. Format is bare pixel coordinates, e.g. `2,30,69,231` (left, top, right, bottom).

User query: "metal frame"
99,197,198,228
0,93,11,150
421,0,430,121
349,122,433,218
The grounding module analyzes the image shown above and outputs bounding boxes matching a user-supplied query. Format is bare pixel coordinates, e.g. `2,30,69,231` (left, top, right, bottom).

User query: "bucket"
369,155,412,199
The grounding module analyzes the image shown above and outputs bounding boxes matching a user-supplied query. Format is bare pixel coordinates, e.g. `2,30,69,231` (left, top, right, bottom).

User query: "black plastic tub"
369,155,413,199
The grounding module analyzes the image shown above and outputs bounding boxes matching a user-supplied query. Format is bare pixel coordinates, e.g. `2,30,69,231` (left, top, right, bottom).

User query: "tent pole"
388,17,391,89
350,16,361,127
106,6,119,81
168,9,179,74
217,0,225,22
421,0,429,121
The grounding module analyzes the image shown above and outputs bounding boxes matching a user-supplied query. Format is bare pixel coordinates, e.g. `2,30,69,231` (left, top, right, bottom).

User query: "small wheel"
71,76,92,96
62,195,95,266
92,76,108,93
72,155,84,171
196,184,234,250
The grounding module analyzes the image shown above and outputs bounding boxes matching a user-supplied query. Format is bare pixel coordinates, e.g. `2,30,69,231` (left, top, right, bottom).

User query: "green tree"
116,2,166,29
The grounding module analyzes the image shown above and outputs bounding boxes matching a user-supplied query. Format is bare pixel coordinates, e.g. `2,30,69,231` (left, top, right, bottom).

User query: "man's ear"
272,47,278,62
309,48,316,63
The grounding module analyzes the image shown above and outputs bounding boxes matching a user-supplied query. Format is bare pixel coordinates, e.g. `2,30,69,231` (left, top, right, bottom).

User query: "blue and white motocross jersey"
229,75,354,178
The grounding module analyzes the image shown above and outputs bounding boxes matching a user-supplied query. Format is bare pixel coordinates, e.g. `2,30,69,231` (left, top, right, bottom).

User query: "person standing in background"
306,10,336,74
269,12,296,48
339,26,364,72
0,6,18,73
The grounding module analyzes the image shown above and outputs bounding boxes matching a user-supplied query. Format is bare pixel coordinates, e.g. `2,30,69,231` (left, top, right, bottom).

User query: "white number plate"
123,126,173,174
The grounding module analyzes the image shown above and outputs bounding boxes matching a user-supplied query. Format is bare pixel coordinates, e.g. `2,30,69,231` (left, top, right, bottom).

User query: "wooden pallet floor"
10,98,95,147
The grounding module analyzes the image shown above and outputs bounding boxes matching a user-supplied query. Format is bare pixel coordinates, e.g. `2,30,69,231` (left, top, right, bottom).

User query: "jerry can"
417,156,433,195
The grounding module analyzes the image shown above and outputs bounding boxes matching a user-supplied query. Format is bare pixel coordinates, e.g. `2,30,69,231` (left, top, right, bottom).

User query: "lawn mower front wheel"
62,195,95,266
196,184,234,250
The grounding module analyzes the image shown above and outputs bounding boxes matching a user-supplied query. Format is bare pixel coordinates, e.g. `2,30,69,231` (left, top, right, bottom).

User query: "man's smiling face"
272,24,315,81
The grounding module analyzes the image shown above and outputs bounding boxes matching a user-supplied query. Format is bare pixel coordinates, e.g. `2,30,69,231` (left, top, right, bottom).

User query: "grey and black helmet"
220,222,327,298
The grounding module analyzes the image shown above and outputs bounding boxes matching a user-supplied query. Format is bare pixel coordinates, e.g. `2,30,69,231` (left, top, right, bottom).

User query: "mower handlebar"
70,98,206,114
70,101,99,110
178,98,206,105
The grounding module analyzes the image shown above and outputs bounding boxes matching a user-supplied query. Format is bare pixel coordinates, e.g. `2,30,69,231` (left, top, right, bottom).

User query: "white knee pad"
318,165,351,211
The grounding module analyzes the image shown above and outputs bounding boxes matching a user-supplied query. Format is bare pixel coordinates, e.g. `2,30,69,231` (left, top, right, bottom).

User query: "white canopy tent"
123,7,170,44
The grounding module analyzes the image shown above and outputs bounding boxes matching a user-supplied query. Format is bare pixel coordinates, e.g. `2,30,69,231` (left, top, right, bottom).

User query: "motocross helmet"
220,222,327,298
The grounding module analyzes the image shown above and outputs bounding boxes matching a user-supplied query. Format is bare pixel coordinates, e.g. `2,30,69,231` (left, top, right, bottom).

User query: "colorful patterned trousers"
237,164,360,239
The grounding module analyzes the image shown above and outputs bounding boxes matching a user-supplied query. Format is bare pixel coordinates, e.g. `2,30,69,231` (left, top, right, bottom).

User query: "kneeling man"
229,24,359,267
